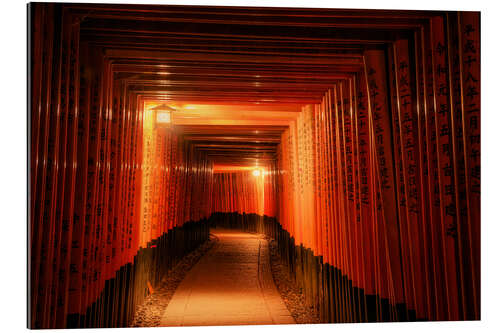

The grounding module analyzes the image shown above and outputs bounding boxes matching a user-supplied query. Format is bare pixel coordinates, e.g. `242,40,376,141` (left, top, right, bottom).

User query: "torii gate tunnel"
28,2,480,329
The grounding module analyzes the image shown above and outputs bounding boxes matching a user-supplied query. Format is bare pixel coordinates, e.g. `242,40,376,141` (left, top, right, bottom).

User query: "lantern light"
252,169,261,177
156,111,171,124
151,103,176,126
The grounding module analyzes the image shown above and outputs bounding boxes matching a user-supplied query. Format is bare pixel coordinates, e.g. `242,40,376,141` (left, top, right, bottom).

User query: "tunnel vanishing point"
28,2,480,329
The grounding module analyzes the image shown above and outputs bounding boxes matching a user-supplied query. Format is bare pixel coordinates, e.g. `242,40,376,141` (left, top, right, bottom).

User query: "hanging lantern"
151,103,176,128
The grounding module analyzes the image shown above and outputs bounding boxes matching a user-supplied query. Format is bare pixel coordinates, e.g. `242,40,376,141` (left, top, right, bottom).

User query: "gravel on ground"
130,235,218,327
267,238,321,324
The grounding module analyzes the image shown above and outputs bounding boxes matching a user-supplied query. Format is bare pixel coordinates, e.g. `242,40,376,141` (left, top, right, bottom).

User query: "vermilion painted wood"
65,3,442,20
348,78,364,321
123,91,133,266
325,87,336,321
343,81,357,322
343,80,356,290
335,84,348,321
388,40,414,318
397,38,428,319
417,21,437,321
420,19,448,321
29,5,44,261
351,76,367,320
355,70,376,298
412,26,435,320
168,134,177,231
344,81,359,321
107,78,119,279
319,97,328,264
365,50,406,308
79,50,103,319
321,91,334,323
30,5,52,328
352,77,364,301
150,127,159,241
364,66,390,318
457,12,480,320
50,14,71,325
72,7,432,30
87,57,104,319
431,16,461,320
320,93,329,266
352,75,368,321
333,85,347,321
54,16,81,327
95,60,113,327
67,38,90,319
159,131,168,234
165,131,172,231
29,4,481,326
115,82,128,273
131,94,144,263
38,7,65,327
443,14,468,321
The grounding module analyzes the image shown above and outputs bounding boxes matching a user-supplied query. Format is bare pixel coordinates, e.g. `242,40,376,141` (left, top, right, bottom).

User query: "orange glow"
156,111,171,124
213,164,272,173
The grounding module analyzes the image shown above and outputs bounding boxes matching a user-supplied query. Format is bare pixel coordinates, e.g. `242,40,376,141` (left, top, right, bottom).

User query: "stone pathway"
160,230,295,326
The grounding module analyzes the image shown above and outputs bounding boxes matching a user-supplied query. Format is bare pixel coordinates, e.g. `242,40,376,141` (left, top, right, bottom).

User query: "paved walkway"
160,229,295,326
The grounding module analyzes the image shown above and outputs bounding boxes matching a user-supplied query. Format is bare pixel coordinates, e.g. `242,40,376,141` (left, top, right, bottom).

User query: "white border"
2,0,498,332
